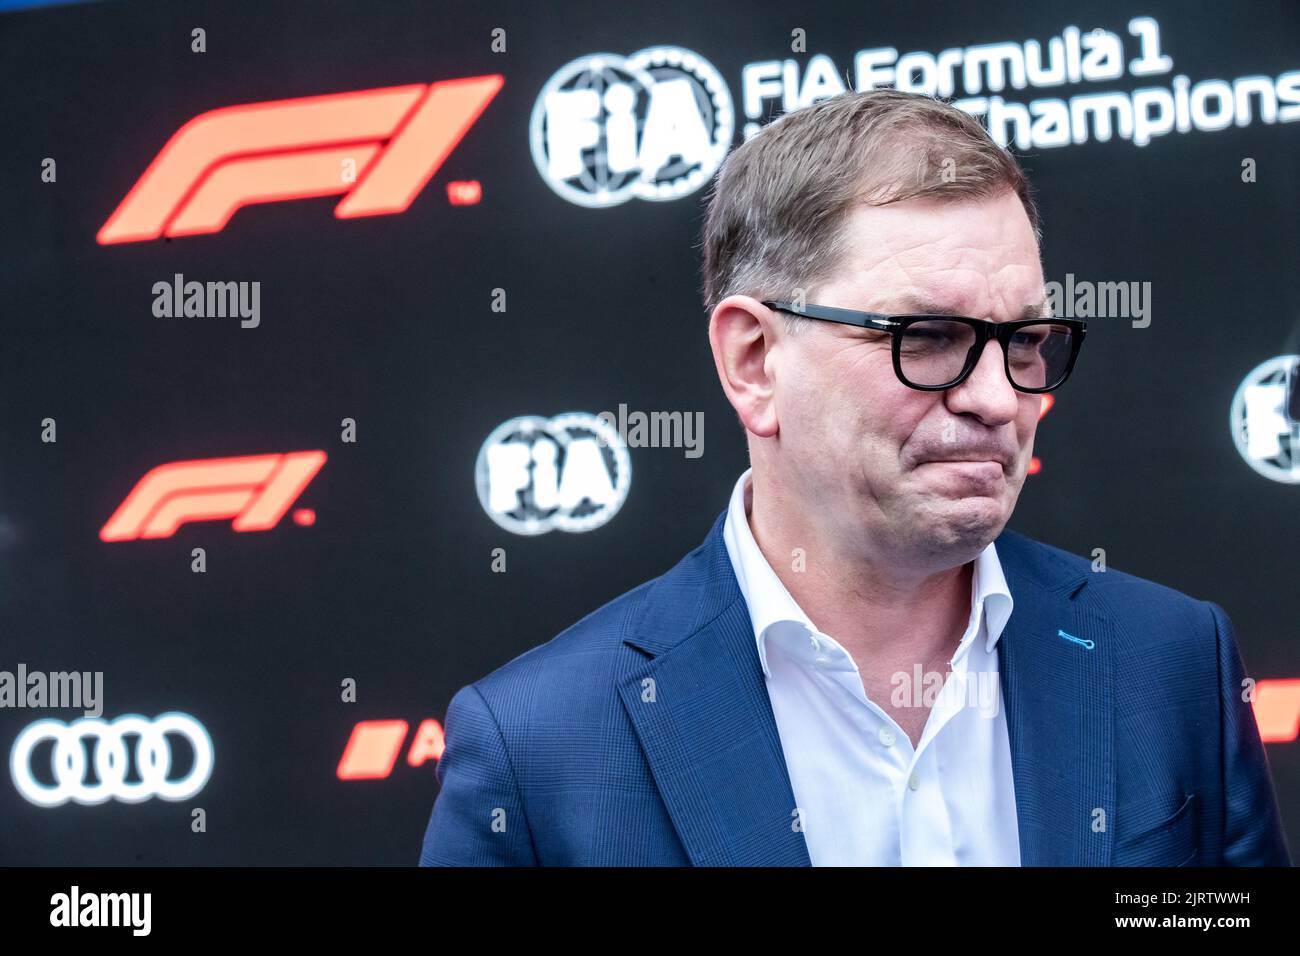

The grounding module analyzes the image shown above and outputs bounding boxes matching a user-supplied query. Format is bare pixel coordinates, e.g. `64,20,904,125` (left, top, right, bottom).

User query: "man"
420,89,1290,866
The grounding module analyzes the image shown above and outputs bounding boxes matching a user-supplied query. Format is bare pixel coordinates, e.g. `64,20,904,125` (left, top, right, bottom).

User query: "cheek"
836,349,918,426
802,345,926,457
779,360,846,451
1008,403,1042,476
858,392,933,474
1016,399,1043,445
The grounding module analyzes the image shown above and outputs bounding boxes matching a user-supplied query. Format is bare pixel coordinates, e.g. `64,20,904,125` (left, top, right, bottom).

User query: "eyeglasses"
761,300,1087,393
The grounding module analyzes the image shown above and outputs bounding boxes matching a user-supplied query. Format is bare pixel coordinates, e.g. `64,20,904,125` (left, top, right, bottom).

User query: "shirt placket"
898,645,974,865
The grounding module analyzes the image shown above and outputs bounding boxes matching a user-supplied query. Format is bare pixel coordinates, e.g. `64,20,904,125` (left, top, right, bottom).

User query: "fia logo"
475,413,632,535
1231,355,1299,484
531,46,733,208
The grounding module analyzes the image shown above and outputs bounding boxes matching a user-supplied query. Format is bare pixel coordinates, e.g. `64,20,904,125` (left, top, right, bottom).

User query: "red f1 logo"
1256,679,1300,743
100,451,327,541
97,75,503,244
337,719,446,780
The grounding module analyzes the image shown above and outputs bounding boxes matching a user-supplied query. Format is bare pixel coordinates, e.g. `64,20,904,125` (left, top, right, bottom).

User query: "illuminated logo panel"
1256,679,1300,744
100,451,326,541
10,712,214,807
337,719,445,780
532,47,732,207
476,413,632,535
1231,355,1299,483
98,75,503,244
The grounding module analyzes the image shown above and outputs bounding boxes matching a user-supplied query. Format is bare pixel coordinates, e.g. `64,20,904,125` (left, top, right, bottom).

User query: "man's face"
771,190,1045,566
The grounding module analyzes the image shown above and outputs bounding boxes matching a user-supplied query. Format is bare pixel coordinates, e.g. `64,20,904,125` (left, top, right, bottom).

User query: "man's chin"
920,496,1009,553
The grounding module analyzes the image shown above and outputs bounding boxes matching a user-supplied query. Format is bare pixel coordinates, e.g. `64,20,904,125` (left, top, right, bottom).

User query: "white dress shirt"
722,468,1021,866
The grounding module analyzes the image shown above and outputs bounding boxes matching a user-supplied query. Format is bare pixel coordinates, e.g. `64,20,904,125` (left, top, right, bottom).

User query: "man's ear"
709,295,780,439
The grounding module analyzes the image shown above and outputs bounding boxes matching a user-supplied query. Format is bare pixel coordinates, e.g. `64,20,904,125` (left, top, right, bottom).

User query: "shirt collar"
722,468,1014,679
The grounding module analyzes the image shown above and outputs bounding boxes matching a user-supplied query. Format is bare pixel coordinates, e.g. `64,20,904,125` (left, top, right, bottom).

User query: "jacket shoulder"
466,536,713,708
485,575,656,679
996,526,1218,647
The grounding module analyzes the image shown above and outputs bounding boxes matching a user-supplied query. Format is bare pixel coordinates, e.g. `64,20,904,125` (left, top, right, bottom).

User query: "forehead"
828,191,1044,317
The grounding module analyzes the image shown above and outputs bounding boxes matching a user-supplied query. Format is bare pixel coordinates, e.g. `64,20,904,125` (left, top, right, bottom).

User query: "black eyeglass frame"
761,300,1087,394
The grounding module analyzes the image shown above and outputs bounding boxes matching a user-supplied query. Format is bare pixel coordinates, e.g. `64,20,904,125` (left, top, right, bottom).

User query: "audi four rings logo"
531,46,733,207
97,75,503,244
10,713,214,807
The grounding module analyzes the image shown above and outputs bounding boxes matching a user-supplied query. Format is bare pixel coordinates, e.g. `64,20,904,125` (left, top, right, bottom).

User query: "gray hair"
698,89,1041,328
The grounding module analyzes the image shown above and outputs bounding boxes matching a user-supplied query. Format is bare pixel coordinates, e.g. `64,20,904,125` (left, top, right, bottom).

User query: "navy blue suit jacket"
420,510,1291,866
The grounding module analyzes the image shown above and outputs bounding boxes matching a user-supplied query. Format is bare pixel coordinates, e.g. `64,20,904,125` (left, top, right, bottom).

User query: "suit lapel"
995,530,1115,866
617,511,811,866
615,513,1115,868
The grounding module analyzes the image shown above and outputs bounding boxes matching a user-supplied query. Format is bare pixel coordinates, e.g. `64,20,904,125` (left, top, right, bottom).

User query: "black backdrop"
1,0,1297,864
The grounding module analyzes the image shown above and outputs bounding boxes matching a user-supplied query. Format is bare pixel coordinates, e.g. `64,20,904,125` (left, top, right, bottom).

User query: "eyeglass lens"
897,319,1076,390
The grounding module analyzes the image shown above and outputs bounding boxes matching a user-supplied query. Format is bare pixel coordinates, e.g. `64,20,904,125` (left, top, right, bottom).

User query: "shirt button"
877,727,896,747
908,772,920,791
809,635,821,652
814,656,832,669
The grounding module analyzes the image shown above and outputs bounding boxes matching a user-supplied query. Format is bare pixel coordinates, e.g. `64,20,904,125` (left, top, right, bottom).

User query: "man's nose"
943,338,1019,425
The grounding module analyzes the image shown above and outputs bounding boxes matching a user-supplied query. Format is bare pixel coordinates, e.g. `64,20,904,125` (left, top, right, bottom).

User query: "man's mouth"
917,459,1008,483
920,458,1008,469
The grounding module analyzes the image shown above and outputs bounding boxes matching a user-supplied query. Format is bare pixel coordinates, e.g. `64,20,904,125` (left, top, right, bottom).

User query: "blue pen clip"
1057,628,1095,650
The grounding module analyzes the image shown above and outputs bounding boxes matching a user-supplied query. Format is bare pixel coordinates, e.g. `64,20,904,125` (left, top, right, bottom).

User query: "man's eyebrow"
887,294,1048,319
